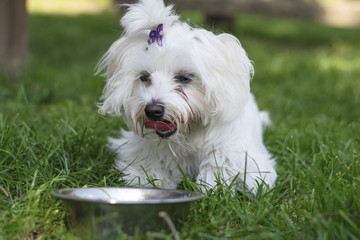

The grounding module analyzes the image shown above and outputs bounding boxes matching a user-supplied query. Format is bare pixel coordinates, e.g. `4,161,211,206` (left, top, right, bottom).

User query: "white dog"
97,0,277,194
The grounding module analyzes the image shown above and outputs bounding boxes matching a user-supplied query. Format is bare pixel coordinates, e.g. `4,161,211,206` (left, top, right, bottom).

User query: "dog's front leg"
196,151,238,191
116,155,180,189
196,150,266,194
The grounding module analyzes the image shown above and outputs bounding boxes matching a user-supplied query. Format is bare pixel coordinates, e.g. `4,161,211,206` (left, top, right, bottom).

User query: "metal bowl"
51,187,204,239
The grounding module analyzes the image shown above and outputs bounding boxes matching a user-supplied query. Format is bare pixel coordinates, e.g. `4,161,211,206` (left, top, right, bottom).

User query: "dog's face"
130,37,206,139
98,2,253,141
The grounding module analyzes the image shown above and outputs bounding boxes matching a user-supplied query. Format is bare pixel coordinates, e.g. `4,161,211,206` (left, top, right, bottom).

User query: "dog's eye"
139,73,151,84
176,75,192,84
140,75,149,82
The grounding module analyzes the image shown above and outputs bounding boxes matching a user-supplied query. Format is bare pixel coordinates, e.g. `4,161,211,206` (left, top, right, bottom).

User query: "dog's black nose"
145,103,164,120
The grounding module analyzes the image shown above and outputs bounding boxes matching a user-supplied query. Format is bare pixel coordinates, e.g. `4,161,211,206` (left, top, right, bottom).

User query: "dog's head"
98,0,253,140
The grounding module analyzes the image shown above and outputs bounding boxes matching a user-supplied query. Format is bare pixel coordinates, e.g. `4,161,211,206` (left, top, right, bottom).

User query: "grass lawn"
1,9,360,240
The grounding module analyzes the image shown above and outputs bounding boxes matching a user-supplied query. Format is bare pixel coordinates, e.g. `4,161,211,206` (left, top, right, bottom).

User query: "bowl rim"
50,187,204,205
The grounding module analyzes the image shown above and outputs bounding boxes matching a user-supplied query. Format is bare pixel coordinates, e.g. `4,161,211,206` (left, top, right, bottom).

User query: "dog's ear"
193,32,253,122
96,35,143,116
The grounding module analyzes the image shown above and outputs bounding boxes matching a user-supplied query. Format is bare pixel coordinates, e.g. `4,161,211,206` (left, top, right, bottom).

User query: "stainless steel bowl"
51,187,204,239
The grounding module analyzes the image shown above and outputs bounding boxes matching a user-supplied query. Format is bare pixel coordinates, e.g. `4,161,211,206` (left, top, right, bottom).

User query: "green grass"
1,11,360,239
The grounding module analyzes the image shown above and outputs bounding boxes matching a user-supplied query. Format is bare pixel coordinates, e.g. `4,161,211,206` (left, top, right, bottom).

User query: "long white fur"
98,0,277,194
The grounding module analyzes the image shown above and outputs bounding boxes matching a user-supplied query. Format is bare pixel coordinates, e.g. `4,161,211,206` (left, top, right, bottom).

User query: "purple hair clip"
148,24,163,46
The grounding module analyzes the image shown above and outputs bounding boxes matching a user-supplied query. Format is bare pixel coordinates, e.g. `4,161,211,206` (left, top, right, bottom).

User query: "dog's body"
98,0,277,194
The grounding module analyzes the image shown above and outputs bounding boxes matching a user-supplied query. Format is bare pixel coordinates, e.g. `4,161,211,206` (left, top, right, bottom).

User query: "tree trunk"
0,0,28,79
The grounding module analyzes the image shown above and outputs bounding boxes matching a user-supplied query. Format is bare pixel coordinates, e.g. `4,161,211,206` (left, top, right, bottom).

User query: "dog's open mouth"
144,120,177,138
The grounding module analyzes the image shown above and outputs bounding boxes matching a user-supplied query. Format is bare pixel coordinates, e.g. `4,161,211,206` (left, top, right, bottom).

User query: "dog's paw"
196,167,233,192
196,171,217,192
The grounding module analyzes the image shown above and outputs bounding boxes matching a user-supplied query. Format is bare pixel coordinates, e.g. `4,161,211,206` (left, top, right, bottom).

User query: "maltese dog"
97,0,277,194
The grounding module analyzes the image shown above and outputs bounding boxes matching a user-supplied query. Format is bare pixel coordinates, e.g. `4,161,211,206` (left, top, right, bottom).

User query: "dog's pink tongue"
145,121,175,132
